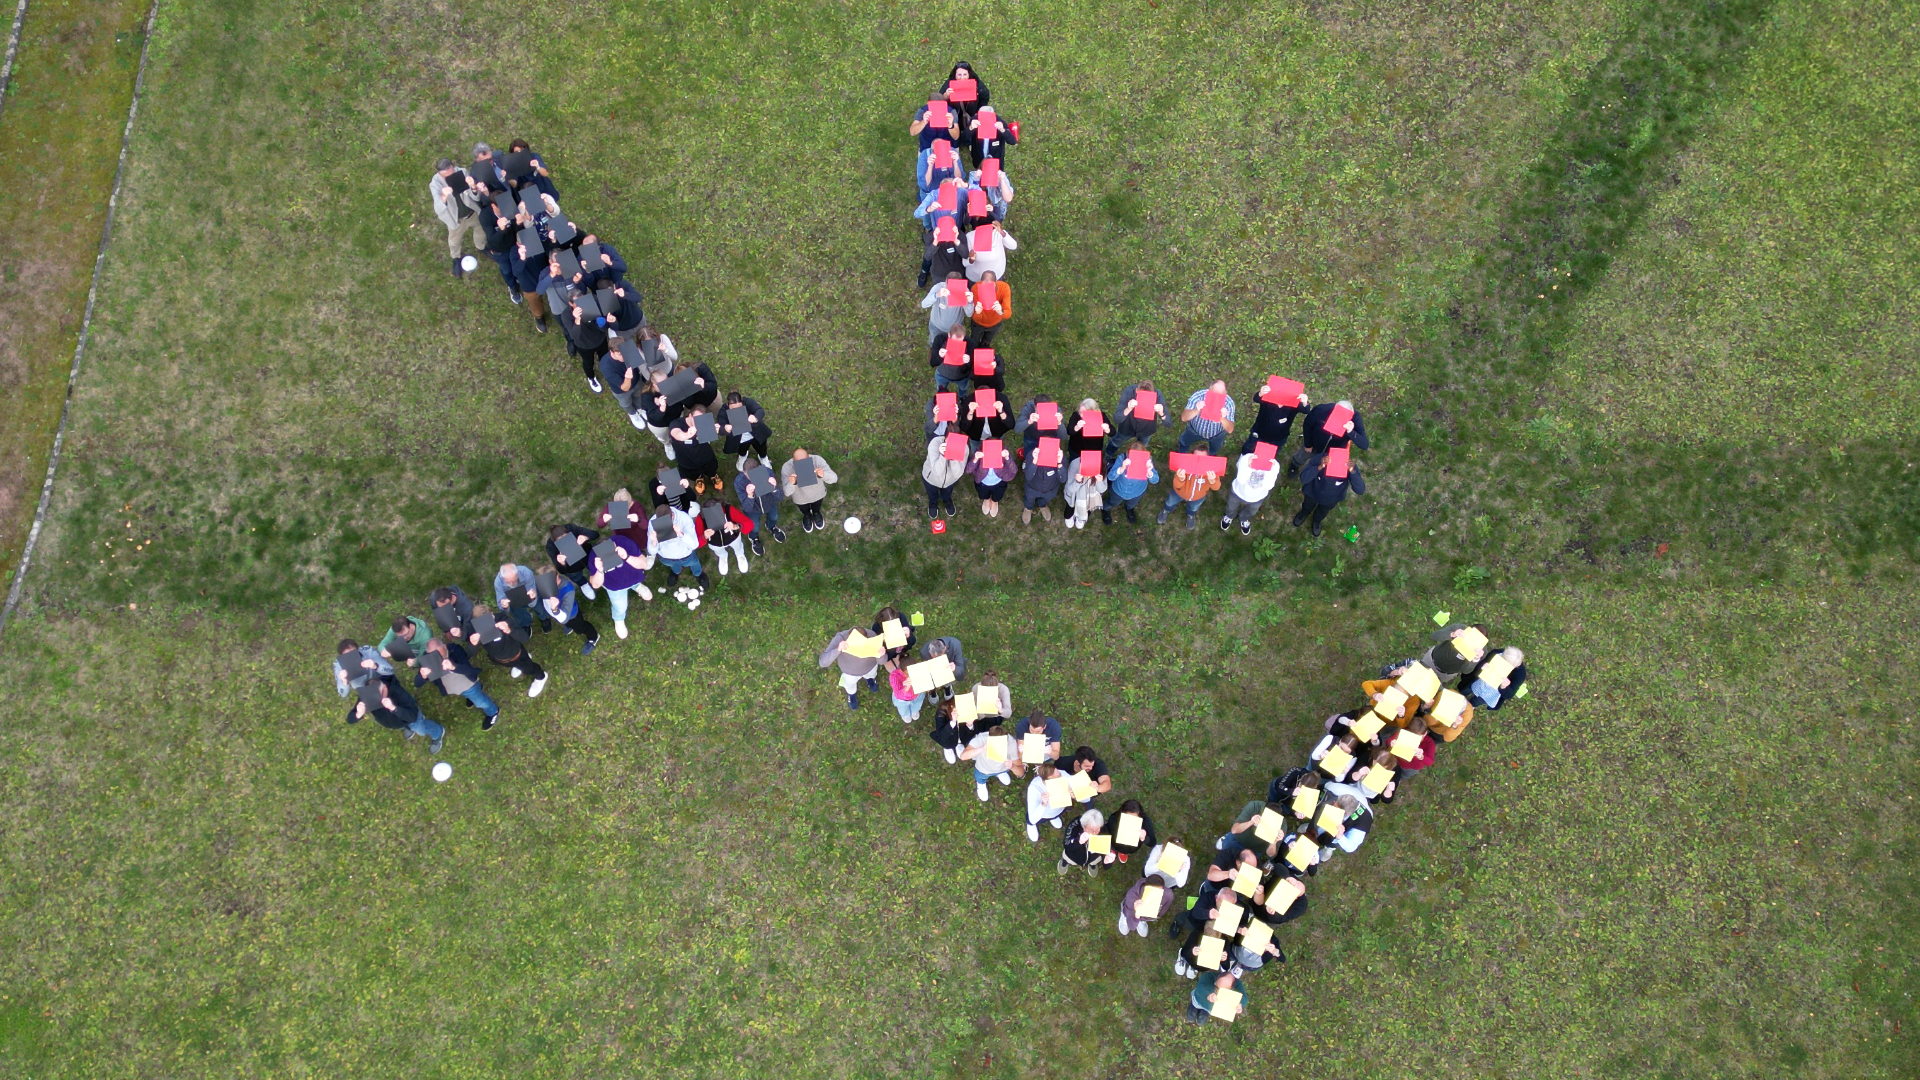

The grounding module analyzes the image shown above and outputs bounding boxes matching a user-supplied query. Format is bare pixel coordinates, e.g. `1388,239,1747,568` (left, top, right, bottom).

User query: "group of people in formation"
822,609,1529,1025
906,62,1372,537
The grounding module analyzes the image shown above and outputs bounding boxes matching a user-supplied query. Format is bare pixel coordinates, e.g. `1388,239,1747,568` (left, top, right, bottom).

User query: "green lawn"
1,0,1917,1075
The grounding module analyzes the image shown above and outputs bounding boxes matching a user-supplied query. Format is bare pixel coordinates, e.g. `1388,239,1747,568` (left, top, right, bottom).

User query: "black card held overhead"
516,226,544,257
502,151,536,179
743,466,775,494
692,412,719,443
657,466,688,497
700,502,726,533
614,339,642,369
607,500,633,528
491,191,516,219
727,404,752,433
591,538,623,569
519,191,544,219
578,241,606,272
432,605,464,632
572,291,603,320
658,368,700,405
791,455,821,486
555,249,583,279
547,218,578,245
355,681,385,709
533,567,559,600
386,637,414,662
505,587,532,612
473,617,503,644
554,532,587,565
417,654,444,681
595,286,621,315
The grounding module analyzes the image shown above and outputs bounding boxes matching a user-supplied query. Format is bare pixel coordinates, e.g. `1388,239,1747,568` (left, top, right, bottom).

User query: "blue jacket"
1106,458,1160,500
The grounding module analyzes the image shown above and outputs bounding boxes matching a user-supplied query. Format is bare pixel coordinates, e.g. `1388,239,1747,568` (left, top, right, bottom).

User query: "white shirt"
1230,453,1283,502
650,507,698,560
1142,842,1191,888
964,226,1017,282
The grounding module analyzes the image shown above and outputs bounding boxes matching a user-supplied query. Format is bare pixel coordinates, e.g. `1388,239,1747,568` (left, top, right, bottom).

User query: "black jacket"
1301,403,1369,454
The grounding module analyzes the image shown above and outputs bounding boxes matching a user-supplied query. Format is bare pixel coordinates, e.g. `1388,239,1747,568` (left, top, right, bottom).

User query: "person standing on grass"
928,697,985,764
1242,380,1309,456
963,222,1018,282
560,289,611,393
429,159,484,277
470,172,522,303
1101,440,1159,525
1119,859,1181,938
1066,398,1110,459
546,522,602,599
1020,438,1062,524
888,664,926,724
649,503,710,593
1187,971,1244,1026
1296,398,1369,474
587,530,650,641
535,566,599,657
1110,798,1159,865
669,405,723,495
1109,379,1168,456
346,673,446,754
734,460,787,547
920,635,967,701
1058,808,1111,876
967,442,1014,518
1292,450,1365,537
1177,380,1237,455
868,605,919,669
428,585,479,643
507,205,553,335
1061,745,1115,799
1158,459,1222,529
332,639,392,709
967,271,1012,348
468,604,549,698
920,271,972,344
1466,646,1528,709
1221,446,1283,536
720,391,775,473
378,614,433,668
1024,762,1068,842
1062,451,1107,530
417,636,501,729
958,723,1024,802
819,627,884,710
494,562,547,636
781,448,839,534
699,498,755,576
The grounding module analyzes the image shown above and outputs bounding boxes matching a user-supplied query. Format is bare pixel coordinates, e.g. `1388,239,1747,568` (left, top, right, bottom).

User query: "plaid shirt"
1183,389,1237,436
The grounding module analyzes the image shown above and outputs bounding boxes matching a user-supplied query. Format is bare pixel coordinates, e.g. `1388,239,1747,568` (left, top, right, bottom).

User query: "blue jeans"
503,604,534,633
659,552,703,576
893,692,926,721
974,765,1007,784
488,250,515,288
743,500,780,530
406,711,445,741
1162,492,1205,518
1103,490,1146,511
458,683,498,718
1177,427,1226,455
935,370,970,394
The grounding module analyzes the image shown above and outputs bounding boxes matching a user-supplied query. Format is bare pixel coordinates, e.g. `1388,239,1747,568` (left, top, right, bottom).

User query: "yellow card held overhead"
1359,764,1395,796
1253,808,1285,843
841,631,885,659
950,693,978,724
881,618,909,649
1431,688,1469,725
1372,685,1410,719
1350,712,1386,742
1066,769,1097,802
1477,654,1515,687
984,734,1011,763
1285,837,1316,871
1087,832,1112,855
905,658,942,695
974,684,1002,716
1209,987,1243,1021
1021,731,1047,764
1396,663,1441,702
1230,863,1260,897
1316,804,1346,833
1389,728,1423,761
1239,917,1273,955
1044,775,1071,809
1116,812,1145,848
1194,934,1226,970
1454,626,1489,657
1156,842,1188,876
1319,746,1355,778
1211,900,1245,936
1134,884,1164,919
1290,788,1319,819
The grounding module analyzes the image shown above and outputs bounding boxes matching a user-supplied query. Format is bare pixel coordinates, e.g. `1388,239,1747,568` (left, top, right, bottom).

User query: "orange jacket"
1170,470,1221,502
970,282,1012,327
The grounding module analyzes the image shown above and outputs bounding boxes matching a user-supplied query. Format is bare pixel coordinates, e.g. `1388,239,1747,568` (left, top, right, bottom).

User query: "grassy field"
1,0,1917,1075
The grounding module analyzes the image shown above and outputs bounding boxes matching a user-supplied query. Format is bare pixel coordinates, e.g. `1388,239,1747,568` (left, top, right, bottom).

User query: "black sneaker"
695,573,711,590
451,258,464,278
916,266,931,288
532,317,548,334
770,526,787,543
749,535,765,556
581,637,598,656
1125,507,1137,524
1240,521,1252,536
1221,516,1232,531
1310,520,1323,537
587,377,604,394
1291,511,1308,527
1101,509,1113,525
538,618,552,633
482,714,499,731
509,287,524,305
929,505,940,521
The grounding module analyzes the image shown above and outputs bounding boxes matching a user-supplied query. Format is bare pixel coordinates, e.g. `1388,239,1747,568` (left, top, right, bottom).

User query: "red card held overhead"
1125,448,1152,481
966,187,990,218
1132,389,1158,421
947,77,978,103
976,107,997,138
971,224,996,251
1193,453,1228,477
1252,441,1279,469
1201,389,1227,422
981,439,1006,470
1036,436,1062,467
1322,402,1354,436
973,387,997,415
1261,375,1307,407
933,217,958,244
1324,446,1351,479
973,279,997,310
1078,407,1103,435
1167,451,1196,475
941,337,967,368
927,99,951,129
943,278,968,307
1078,449,1102,477
981,156,1002,187
1034,401,1060,430
971,348,997,377
934,392,958,422
932,139,954,168
935,182,958,212
942,432,969,461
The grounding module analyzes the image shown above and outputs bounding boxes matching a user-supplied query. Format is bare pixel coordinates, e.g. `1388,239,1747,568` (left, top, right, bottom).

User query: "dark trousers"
1296,494,1335,528
488,647,545,681
489,250,516,289
799,501,826,528
968,322,1004,348
925,480,957,513
562,615,600,644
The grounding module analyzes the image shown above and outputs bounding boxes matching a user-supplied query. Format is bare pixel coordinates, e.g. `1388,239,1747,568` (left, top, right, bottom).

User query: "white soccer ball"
432,762,453,782
844,516,862,534
460,255,478,272
687,599,701,611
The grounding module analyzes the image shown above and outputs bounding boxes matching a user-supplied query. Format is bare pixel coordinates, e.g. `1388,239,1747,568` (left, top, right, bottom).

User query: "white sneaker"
736,553,749,573
528,675,548,698
1027,823,1040,842
614,620,629,639
1174,959,1188,978
510,667,524,679
996,771,1011,786
901,711,913,724
1136,921,1149,938
759,455,773,468
943,748,957,764
718,558,729,576
581,583,597,599
635,584,653,602
664,445,676,461
975,782,989,802
1214,837,1224,850
628,412,647,431
1049,816,1063,829
1118,914,1130,935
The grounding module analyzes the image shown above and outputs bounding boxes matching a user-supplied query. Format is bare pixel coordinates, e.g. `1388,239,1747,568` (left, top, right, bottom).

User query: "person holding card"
966,272,1012,348
1016,710,1062,764
416,636,500,729
1319,793,1372,856
1297,398,1369,471
957,723,1023,801
468,604,548,698
332,638,394,709
648,503,709,593
967,442,1015,517
919,271,972,345
346,672,446,754
1024,762,1068,841
1186,971,1243,1026
1062,746,1113,798
1466,646,1527,709
961,389,1012,443
535,566,599,658
377,614,433,669
966,673,1012,721
1119,864,1179,937
1241,378,1310,456
1177,380,1237,455
917,138,961,197
921,434,967,520
909,94,961,153
1111,799,1158,863
587,531,652,640
920,636,967,701
1290,448,1365,536
1389,716,1440,770
697,498,754,576
1062,451,1108,530
1310,731,1362,781
780,448,838,534
669,405,723,494
943,60,991,130
544,523,602,599
493,562,546,636
869,606,918,668
428,158,485,277
929,326,972,395
963,223,1018,283
1057,808,1110,876
1019,435,1062,524
1066,398,1110,459
1219,444,1285,535
1101,441,1160,525
927,696,983,764
733,460,786,548
886,663,927,724
1110,380,1168,455
1158,458,1222,528
428,585,479,644
1424,622,1493,682
717,393,773,474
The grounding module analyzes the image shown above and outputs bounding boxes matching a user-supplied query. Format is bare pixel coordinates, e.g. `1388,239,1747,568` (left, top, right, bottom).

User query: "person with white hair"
1058,807,1111,876
1295,397,1369,473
